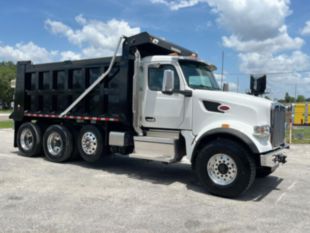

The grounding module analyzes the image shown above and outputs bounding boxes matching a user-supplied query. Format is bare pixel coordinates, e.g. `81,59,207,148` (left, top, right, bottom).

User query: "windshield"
179,60,220,90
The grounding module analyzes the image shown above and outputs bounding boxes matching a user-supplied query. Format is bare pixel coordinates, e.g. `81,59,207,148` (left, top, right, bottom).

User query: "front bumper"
260,144,289,169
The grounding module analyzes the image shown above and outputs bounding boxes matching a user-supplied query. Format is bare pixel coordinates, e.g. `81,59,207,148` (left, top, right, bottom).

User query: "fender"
191,127,260,164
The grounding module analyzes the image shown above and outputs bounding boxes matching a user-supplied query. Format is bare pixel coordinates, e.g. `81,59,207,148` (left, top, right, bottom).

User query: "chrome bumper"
260,144,289,168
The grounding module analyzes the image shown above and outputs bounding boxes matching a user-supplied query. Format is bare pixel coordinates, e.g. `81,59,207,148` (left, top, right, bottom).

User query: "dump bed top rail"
123,32,197,58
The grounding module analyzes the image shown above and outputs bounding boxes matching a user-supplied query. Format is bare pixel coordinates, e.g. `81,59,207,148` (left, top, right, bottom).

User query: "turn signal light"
222,124,230,128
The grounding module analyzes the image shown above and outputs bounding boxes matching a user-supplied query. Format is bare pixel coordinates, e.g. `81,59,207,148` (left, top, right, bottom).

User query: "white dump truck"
11,32,287,197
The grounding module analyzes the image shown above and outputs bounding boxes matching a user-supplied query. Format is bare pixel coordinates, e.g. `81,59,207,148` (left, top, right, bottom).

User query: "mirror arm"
162,90,193,97
162,90,173,95
177,90,193,97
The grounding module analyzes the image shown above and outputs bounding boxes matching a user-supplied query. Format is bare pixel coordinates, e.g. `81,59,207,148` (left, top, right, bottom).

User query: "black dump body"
13,57,130,123
11,32,195,127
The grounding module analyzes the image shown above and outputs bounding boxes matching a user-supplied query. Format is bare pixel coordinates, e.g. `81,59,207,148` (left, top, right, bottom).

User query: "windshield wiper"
191,85,212,90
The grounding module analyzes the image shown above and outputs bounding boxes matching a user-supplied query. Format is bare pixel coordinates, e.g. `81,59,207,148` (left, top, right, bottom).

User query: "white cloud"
151,0,203,11
213,73,223,85
223,26,303,54
213,73,238,92
239,51,310,75
207,0,291,40
0,16,140,64
151,0,310,98
152,0,291,40
60,51,81,61
301,21,310,35
227,82,238,92
0,41,84,63
238,51,310,97
267,72,310,99
45,15,141,58
0,42,56,63
152,0,300,51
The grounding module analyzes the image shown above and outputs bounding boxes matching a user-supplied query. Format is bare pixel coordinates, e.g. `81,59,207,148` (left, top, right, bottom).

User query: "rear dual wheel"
18,123,105,163
17,122,42,157
43,125,73,163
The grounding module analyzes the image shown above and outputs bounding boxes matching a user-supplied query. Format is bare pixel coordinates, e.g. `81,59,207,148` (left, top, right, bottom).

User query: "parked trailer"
10,32,288,198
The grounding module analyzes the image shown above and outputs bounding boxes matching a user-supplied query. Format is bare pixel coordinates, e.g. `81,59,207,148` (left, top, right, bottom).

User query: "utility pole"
237,76,239,93
294,84,297,101
221,51,224,89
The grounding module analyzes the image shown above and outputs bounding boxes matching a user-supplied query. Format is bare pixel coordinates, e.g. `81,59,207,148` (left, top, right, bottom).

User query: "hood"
193,90,273,126
194,90,272,108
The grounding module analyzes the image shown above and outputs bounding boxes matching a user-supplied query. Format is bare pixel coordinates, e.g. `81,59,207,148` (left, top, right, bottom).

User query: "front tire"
195,139,256,198
17,122,42,157
43,125,73,162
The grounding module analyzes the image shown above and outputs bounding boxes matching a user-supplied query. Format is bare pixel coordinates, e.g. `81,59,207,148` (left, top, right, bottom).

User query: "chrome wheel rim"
47,132,63,156
20,129,34,151
81,132,97,155
207,154,238,185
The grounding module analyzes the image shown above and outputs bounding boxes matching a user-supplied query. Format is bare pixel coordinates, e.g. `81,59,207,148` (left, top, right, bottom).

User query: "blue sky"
1,0,310,99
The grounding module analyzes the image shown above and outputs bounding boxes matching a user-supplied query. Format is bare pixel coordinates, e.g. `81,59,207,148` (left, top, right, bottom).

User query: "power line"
221,70,310,76
221,51,224,87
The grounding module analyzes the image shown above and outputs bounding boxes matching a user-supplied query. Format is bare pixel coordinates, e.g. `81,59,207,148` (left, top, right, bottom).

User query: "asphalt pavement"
0,128,309,233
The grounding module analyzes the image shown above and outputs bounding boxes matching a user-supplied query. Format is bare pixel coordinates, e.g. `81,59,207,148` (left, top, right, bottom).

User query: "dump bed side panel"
12,57,133,126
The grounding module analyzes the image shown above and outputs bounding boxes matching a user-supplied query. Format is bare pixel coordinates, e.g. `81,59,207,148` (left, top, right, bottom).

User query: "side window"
148,65,180,91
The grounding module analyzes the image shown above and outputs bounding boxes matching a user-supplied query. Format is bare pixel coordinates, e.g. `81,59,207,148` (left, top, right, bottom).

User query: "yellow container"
308,104,310,124
293,103,309,125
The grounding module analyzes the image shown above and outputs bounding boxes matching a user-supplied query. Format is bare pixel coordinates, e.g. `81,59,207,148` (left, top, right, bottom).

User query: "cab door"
141,64,185,129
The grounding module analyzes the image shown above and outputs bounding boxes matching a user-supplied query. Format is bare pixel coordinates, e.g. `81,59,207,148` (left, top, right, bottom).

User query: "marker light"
218,104,231,112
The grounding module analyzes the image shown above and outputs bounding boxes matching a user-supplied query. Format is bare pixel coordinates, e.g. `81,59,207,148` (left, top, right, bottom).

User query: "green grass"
0,120,13,129
0,109,12,113
286,126,310,144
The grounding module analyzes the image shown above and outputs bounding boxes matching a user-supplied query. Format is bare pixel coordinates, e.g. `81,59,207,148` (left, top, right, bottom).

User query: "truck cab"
128,52,288,197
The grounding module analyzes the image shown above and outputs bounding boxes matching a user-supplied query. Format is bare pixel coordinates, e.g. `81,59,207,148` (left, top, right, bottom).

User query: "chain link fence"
284,103,310,144
287,125,310,144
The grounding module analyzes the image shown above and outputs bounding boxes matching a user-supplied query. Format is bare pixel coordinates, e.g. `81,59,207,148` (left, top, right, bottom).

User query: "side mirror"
223,83,229,92
162,69,174,94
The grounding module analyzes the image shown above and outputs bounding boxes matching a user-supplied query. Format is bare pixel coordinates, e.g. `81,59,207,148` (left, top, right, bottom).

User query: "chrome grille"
271,104,286,147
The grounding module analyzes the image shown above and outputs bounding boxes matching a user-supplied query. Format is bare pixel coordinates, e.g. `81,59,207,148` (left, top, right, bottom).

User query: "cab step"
129,136,179,163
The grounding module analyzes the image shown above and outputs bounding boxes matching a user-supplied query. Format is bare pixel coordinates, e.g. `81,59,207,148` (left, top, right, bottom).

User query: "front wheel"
195,139,256,198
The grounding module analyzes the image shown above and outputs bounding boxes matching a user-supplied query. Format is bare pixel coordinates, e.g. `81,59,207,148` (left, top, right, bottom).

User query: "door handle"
145,117,156,122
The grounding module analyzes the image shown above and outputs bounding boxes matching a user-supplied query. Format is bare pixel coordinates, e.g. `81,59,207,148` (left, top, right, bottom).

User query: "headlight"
253,125,270,137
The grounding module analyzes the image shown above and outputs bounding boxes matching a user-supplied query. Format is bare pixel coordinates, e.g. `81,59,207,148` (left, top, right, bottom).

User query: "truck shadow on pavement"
12,151,283,201
68,154,284,201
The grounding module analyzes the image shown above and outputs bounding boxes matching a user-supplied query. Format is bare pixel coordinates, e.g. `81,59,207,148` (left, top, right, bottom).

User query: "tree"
0,62,16,109
296,95,305,103
284,92,290,102
284,92,295,103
